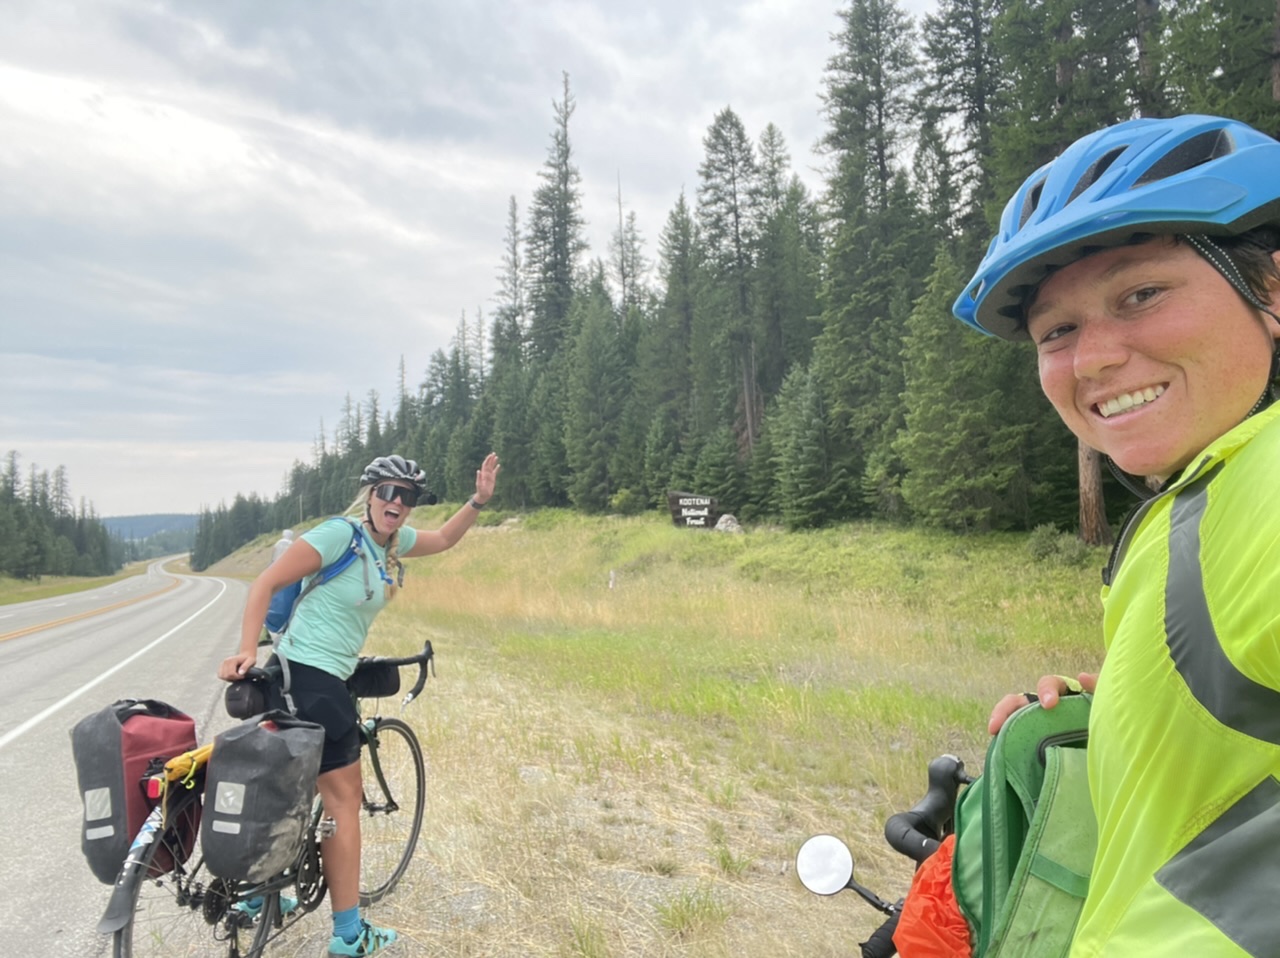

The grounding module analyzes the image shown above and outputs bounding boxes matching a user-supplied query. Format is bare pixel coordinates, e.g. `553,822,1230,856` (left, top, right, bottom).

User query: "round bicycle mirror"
796,834,854,895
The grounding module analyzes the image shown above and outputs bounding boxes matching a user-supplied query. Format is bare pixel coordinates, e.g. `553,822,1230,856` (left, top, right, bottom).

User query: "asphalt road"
0,561,249,952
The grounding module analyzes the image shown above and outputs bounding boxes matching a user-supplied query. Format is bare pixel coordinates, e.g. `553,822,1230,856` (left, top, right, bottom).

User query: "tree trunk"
1135,0,1161,116
1078,441,1113,546
1272,0,1280,109
1054,15,1075,105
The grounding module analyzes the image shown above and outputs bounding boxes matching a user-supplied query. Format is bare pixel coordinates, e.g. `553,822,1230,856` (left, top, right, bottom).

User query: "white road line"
0,578,228,751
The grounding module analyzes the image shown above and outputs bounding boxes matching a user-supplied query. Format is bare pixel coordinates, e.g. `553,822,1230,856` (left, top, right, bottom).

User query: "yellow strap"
163,742,214,788
156,741,213,827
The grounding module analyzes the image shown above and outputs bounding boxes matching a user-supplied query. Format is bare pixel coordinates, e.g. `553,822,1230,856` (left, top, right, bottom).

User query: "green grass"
390,510,1105,813
209,509,1109,954
0,564,148,606
656,882,732,940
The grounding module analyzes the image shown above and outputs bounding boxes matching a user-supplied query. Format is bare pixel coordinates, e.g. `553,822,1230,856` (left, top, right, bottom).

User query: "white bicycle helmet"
360,455,430,499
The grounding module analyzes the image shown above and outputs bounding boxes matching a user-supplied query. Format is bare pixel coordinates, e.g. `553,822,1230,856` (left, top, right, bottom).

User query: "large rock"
714,514,742,534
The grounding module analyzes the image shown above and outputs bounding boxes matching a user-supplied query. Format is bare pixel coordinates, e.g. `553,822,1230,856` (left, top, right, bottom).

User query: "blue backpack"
263,518,364,635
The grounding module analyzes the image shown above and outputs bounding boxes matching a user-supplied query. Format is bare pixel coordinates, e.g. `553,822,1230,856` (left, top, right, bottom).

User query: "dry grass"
317,510,1106,957
0,561,148,605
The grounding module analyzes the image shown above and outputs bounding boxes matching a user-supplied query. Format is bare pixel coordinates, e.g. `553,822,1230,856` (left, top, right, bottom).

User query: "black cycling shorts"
284,659,361,773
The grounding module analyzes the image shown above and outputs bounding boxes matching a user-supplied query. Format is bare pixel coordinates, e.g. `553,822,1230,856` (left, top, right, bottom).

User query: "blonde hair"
348,486,405,601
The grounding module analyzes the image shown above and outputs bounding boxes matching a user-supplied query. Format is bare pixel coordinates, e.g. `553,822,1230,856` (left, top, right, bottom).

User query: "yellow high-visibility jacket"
1071,402,1280,957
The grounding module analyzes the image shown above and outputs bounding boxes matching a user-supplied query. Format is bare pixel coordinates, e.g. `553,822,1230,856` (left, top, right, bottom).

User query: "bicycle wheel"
112,790,277,958
358,716,426,904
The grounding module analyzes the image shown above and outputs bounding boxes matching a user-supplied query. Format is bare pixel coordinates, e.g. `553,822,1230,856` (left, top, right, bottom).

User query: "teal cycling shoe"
233,894,299,919
327,920,398,956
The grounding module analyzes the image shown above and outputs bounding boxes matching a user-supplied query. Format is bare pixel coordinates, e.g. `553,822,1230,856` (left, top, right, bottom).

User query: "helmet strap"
365,502,384,538
1183,234,1280,417
1104,454,1160,501
1183,234,1280,322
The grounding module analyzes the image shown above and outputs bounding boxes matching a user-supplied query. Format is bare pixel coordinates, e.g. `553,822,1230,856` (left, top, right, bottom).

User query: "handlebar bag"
347,661,400,700
71,699,199,884
224,659,287,720
200,710,325,882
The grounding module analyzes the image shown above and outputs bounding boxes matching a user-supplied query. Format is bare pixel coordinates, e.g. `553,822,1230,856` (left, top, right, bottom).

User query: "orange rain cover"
892,834,973,957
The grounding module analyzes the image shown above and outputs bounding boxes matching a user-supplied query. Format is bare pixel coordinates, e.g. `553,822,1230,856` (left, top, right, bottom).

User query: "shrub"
1027,523,1095,567
609,488,646,516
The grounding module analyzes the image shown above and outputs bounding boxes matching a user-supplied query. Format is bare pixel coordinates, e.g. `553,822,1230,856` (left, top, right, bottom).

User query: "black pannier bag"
347,661,400,700
200,710,325,882
71,698,199,884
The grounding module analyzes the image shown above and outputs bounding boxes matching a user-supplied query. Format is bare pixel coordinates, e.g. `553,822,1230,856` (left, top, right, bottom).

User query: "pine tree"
692,425,745,514
488,196,533,508
564,275,626,511
525,73,588,363
773,365,846,529
609,183,650,315
1164,0,1280,132
528,357,572,507
742,413,779,521
697,107,763,450
753,125,822,399
987,0,1134,206
365,390,383,455
642,407,682,507
897,250,1037,530
812,0,928,521
919,0,1001,249
634,193,705,474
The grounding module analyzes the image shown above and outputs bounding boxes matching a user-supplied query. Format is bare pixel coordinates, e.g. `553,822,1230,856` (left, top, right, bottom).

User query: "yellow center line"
0,576,183,643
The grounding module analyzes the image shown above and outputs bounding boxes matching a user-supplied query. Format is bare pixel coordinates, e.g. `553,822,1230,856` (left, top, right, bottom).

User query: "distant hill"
102,513,199,540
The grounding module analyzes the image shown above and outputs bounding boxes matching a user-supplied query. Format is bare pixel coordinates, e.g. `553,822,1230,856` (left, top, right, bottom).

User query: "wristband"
468,496,486,510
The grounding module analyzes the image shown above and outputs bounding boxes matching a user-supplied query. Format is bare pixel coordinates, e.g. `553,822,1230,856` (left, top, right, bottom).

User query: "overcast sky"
1,0,935,518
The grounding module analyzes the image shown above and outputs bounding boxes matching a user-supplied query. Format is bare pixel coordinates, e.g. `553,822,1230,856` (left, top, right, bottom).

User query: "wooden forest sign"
666,491,720,529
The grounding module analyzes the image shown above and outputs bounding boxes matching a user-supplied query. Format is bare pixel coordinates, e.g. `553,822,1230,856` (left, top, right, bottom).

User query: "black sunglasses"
373,483,419,508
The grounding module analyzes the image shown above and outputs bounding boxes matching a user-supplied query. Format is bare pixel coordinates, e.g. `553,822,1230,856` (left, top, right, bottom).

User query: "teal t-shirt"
277,518,418,679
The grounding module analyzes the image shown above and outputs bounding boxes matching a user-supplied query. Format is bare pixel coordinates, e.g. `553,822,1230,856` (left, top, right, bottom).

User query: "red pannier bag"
71,698,199,883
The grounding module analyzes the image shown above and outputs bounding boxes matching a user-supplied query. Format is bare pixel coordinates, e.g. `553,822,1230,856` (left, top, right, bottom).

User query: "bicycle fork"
98,804,169,934
360,719,399,814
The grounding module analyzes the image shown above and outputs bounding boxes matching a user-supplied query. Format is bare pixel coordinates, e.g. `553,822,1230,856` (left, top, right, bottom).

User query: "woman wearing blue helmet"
970,116,1280,956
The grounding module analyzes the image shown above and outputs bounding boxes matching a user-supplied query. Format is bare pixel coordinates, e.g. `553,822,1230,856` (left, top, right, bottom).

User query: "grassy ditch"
0,563,148,606
348,510,1105,957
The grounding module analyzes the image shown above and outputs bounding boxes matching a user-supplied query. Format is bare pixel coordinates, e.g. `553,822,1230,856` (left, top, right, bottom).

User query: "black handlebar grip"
884,754,968,864
402,640,435,704
860,909,901,958
884,811,942,864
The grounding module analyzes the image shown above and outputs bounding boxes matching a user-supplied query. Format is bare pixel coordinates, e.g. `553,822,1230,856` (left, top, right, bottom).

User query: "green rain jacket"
1070,402,1280,957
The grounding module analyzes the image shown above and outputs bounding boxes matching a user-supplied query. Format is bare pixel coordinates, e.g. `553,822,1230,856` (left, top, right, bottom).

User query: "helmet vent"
1134,129,1235,186
1066,147,1128,205
1017,179,1047,230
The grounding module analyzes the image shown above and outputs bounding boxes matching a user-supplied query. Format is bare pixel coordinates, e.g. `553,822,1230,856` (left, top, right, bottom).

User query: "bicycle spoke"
111,796,273,958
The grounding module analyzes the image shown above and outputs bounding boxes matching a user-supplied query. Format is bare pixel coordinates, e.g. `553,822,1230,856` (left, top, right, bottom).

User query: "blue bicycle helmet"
954,115,1280,340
